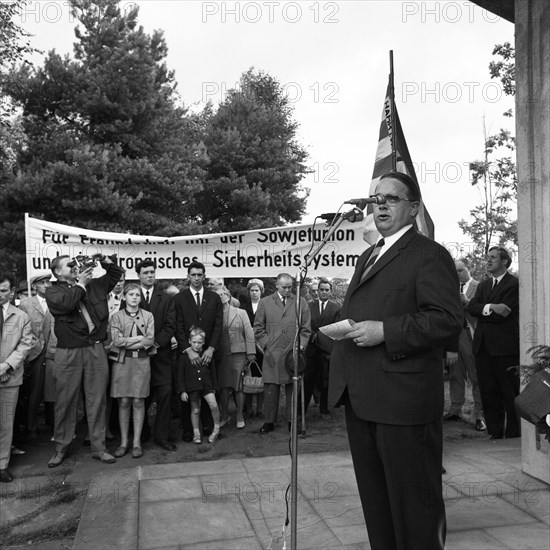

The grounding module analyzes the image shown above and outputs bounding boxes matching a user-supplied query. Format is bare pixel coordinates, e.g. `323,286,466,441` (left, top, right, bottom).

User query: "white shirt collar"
192,287,204,299
377,224,413,261
493,272,506,284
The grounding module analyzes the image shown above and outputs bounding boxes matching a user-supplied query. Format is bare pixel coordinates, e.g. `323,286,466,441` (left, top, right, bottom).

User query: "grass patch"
0,484,81,535
1,515,80,547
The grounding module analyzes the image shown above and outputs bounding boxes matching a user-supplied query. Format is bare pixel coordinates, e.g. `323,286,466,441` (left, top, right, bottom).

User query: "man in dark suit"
303,279,340,416
136,259,177,451
328,172,462,550
174,261,223,441
467,246,520,439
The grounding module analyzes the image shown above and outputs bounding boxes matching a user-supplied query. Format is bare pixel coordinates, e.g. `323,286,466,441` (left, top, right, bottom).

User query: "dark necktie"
196,292,201,308
320,301,325,315
460,283,465,293
282,297,286,307
145,290,150,304
0,306,4,336
360,239,385,283
492,278,497,290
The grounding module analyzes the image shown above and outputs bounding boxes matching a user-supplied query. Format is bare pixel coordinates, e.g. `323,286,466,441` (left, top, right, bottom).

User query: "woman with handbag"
110,284,155,458
242,279,265,418
216,287,256,429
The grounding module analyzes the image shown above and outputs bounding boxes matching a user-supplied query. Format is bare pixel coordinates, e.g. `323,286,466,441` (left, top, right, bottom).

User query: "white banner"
25,215,367,280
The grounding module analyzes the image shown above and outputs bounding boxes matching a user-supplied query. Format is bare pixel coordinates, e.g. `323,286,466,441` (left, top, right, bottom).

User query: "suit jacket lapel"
32,296,44,318
351,228,417,292
348,247,374,294
227,306,238,327
313,301,321,324
466,281,477,300
200,290,208,313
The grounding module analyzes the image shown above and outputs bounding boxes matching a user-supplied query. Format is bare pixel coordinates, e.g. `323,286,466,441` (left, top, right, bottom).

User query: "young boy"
178,328,220,443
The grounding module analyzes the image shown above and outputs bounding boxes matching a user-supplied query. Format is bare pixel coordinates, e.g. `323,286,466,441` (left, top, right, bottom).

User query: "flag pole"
389,50,397,171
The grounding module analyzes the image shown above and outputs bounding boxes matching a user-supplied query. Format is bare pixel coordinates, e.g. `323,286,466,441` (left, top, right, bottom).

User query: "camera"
68,254,105,270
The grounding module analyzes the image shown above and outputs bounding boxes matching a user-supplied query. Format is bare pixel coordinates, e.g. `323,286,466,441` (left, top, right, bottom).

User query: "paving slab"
501,489,550,525
485,524,550,550
445,529,508,549
72,439,549,550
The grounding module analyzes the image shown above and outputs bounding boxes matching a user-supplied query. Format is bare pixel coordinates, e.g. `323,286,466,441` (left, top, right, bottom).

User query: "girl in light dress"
110,284,155,458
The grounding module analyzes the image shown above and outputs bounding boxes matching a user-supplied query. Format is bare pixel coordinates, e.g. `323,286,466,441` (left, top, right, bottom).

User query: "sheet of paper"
319,319,356,340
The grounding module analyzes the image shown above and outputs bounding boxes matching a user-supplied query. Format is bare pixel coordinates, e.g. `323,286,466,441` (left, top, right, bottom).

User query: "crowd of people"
0,256,347,481
1,170,521,550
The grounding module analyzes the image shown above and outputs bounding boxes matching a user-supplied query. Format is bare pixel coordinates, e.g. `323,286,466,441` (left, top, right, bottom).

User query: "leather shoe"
259,423,274,434
48,451,66,468
155,439,177,451
443,413,461,421
0,469,14,483
475,419,487,431
182,432,193,443
92,451,116,464
490,434,503,440
114,446,128,458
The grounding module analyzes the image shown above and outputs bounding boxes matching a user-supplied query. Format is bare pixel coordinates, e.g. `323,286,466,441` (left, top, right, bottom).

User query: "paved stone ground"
2,380,547,549
71,439,549,549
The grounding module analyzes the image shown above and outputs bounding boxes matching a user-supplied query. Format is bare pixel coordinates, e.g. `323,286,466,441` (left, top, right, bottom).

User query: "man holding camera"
46,254,124,467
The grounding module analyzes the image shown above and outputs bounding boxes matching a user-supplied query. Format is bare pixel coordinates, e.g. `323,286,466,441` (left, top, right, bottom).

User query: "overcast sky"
18,0,516,253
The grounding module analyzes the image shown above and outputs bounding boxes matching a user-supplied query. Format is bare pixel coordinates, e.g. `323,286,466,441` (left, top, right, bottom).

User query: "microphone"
319,212,340,221
342,208,364,223
345,195,387,208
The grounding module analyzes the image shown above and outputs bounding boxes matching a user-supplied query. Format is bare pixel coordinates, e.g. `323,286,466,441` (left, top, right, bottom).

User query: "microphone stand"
289,210,359,550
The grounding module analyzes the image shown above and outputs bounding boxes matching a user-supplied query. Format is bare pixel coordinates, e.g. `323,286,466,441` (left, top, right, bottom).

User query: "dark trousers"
301,349,330,415
22,348,47,433
263,383,293,424
475,343,520,438
345,400,445,550
145,383,172,441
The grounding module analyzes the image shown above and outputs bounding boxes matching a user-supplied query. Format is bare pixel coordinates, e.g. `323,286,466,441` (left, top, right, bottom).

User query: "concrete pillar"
515,0,550,482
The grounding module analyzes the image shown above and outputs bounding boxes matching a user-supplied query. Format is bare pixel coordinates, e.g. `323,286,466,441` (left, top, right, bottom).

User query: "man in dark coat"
174,261,223,441
328,172,462,550
467,246,520,439
46,255,124,467
136,259,177,451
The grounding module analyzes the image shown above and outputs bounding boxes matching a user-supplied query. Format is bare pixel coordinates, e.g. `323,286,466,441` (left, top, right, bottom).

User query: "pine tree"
194,68,310,231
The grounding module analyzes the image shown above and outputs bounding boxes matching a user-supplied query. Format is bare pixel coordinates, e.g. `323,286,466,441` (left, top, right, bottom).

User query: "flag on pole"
363,80,435,244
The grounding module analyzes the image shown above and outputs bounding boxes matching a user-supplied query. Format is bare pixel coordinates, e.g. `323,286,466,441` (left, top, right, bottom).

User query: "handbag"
240,360,263,394
514,367,550,425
